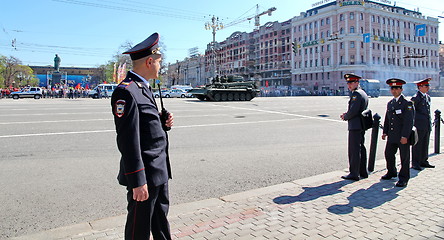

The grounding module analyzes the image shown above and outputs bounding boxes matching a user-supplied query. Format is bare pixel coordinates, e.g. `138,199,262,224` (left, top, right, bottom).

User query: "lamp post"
205,15,224,79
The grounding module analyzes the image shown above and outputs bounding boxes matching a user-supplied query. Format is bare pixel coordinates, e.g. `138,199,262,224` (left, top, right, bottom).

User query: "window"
350,41,355,48
326,18,330,24
350,12,354,20
350,26,355,33
340,14,344,21
340,28,344,34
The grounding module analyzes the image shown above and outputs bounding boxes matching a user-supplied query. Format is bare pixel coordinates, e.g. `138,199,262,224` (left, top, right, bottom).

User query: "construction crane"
224,5,276,29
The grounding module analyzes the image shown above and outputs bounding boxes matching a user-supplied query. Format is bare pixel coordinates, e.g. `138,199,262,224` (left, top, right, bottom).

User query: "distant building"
169,0,440,94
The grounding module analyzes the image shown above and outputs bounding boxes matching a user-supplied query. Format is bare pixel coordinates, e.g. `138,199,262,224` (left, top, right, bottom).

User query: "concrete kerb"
10,155,439,240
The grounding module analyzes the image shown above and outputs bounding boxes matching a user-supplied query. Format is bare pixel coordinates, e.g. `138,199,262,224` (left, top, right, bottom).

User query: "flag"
363,33,371,43
415,24,426,37
113,62,117,82
75,83,81,89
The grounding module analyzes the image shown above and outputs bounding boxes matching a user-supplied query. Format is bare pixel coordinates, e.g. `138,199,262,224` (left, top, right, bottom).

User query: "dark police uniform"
111,33,172,240
411,78,434,169
382,78,414,186
342,74,369,180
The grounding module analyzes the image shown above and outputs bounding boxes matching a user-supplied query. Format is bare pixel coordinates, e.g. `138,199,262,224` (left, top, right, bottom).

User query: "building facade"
168,0,440,95
291,0,440,93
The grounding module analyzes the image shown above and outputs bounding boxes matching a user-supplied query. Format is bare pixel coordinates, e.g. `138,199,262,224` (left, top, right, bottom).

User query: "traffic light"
291,42,297,53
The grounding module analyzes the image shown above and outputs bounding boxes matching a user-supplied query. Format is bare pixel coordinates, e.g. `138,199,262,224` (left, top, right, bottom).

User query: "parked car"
10,87,43,99
168,89,190,98
88,84,117,98
153,89,170,98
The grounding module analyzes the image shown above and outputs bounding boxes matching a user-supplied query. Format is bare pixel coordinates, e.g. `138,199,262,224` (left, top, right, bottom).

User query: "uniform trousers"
125,183,171,240
348,130,368,178
384,141,410,182
412,129,431,167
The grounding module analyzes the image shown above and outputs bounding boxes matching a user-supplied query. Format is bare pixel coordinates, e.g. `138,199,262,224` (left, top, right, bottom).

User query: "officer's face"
346,81,359,91
418,84,430,94
390,87,403,98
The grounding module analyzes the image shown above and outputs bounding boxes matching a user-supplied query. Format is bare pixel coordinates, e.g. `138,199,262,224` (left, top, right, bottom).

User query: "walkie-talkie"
158,83,171,131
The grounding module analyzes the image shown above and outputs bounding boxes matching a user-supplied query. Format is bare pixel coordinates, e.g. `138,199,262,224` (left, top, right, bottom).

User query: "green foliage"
0,55,38,88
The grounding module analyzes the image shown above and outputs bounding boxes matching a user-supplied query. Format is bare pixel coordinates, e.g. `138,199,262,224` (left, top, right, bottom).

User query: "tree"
0,55,38,88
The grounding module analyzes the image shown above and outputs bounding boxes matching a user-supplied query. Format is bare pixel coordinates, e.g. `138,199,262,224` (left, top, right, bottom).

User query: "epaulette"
117,79,133,88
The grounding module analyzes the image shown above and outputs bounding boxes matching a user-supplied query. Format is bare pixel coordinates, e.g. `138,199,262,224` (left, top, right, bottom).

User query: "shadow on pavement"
327,169,420,215
273,180,354,204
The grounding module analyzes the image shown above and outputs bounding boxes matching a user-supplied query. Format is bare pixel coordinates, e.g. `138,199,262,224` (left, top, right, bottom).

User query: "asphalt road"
1,96,443,238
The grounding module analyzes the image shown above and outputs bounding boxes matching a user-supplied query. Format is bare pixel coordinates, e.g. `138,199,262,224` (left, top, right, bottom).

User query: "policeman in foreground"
411,77,434,170
111,32,174,240
340,73,369,181
381,78,414,187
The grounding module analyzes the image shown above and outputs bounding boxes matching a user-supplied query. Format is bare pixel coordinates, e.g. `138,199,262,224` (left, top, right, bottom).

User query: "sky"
0,0,443,68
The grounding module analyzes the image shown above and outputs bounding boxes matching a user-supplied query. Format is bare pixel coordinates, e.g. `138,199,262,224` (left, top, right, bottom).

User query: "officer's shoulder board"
117,79,133,89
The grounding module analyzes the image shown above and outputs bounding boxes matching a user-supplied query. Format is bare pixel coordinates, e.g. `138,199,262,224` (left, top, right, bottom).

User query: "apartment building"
291,0,440,92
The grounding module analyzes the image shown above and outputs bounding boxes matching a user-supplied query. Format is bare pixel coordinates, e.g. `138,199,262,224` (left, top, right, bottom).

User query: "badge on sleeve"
115,100,126,118
407,105,413,111
352,95,357,101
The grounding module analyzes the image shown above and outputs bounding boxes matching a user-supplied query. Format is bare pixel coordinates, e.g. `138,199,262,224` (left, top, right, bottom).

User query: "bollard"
435,109,441,154
368,113,381,172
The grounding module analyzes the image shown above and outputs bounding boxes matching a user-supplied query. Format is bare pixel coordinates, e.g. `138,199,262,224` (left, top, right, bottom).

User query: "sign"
415,24,426,37
339,0,364,6
312,0,334,7
302,40,319,47
371,0,392,4
363,33,371,43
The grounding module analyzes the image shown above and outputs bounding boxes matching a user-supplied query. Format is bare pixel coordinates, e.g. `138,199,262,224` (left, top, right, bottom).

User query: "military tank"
188,75,260,101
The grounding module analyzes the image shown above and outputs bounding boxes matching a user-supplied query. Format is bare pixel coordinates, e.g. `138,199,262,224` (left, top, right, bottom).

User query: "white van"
88,84,118,99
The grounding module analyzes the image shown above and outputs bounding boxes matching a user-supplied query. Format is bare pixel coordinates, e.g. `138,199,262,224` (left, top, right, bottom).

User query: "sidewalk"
12,154,444,240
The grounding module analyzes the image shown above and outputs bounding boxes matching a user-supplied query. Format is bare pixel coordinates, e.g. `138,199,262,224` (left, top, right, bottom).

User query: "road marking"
0,118,312,138
0,119,112,125
193,102,345,123
0,130,115,138
1,112,110,117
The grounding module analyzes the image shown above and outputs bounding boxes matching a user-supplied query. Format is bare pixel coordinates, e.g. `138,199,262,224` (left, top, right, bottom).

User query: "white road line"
0,118,311,138
1,112,110,117
193,102,345,123
0,130,115,138
0,119,112,125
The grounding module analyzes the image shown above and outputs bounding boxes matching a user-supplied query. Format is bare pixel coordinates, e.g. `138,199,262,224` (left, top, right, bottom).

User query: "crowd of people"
0,84,103,99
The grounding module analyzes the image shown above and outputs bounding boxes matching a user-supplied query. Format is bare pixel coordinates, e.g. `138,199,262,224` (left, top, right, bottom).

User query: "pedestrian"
381,78,414,187
411,77,434,170
340,73,369,181
111,32,174,240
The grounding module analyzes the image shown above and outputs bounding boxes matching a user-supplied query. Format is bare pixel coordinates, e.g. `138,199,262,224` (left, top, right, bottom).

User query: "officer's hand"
382,134,387,140
165,112,174,128
340,113,345,120
133,184,149,202
400,137,408,145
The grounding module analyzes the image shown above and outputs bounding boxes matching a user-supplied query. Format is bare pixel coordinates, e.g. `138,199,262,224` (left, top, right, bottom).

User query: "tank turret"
188,75,260,101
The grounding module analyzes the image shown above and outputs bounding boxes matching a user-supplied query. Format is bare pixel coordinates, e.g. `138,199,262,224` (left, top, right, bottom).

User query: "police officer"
381,78,414,187
340,73,369,181
111,32,174,240
411,77,434,170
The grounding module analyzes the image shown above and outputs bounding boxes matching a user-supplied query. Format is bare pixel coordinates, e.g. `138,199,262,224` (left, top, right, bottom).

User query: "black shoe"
341,175,359,181
412,166,423,171
360,175,368,179
395,181,408,187
421,163,435,168
381,173,397,180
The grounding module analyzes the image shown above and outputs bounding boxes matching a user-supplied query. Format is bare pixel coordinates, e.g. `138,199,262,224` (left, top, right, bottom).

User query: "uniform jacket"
411,91,431,131
343,89,369,130
383,95,414,143
111,71,171,189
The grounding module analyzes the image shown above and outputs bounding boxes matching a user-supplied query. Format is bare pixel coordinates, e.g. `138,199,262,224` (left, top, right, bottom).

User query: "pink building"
291,0,440,93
